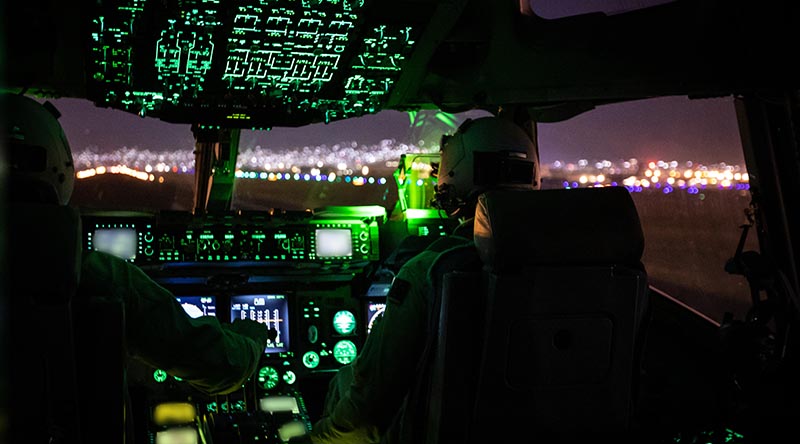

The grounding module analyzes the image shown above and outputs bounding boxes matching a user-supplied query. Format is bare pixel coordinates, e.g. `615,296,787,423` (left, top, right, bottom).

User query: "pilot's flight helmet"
2,93,75,205
433,116,538,216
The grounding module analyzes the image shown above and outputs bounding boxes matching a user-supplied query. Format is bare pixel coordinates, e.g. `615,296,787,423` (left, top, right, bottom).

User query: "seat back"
8,202,127,443
474,187,647,441
8,202,84,442
408,187,648,444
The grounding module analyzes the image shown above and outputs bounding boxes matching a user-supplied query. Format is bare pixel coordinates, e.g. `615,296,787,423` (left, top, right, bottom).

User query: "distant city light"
73,144,750,197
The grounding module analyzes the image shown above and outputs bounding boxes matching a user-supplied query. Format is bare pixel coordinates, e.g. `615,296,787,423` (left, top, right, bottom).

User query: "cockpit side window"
53,97,195,212
538,95,758,322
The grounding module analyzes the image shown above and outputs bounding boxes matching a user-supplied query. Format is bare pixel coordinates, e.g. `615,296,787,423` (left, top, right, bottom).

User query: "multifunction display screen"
93,228,138,261
176,296,217,318
315,229,353,258
230,294,290,354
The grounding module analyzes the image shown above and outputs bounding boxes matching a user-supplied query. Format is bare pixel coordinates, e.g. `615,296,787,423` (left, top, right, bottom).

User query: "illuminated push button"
283,370,297,385
153,402,196,425
153,369,168,383
333,340,357,365
332,311,356,335
302,351,320,369
308,325,319,344
257,366,280,390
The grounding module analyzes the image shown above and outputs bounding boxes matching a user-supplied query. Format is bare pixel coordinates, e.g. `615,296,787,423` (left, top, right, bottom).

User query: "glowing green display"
88,0,419,126
257,366,280,390
332,310,356,335
333,340,357,365
153,369,168,383
302,351,320,369
283,370,297,385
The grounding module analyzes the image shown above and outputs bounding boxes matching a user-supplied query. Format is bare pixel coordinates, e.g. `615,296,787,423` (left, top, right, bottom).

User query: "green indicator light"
332,310,356,335
302,351,320,369
153,369,168,383
257,366,280,390
333,340,357,365
174,375,183,381
283,370,297,385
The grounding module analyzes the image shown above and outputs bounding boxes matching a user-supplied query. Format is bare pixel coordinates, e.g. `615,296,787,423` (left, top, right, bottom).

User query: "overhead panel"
88,0,425,127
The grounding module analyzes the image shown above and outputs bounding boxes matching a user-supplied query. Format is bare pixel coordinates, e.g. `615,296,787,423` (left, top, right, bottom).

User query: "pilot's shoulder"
81,250,145,287
424,235,474,255
82,250,130,270
399,235,473,273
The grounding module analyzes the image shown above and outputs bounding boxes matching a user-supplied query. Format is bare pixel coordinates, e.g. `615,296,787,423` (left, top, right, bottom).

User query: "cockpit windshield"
59,96,490,212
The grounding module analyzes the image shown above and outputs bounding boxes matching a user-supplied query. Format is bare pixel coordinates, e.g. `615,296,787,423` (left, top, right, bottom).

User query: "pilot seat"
400,187,648,443
7,178,127,442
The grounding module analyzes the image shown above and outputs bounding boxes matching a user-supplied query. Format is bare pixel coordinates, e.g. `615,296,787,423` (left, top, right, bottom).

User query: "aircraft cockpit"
4,1,800,444
56,150,452,443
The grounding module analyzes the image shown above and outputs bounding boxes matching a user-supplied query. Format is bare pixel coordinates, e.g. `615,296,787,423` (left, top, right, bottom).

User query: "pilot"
3,92,270,396
303,116,539,444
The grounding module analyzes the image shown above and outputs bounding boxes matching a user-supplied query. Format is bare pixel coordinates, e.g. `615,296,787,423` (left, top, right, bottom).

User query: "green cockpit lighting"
153,369,168,383
332,310,356,335
302,350,320,369
88,0,422,127
394,153,440,214
333,340,357,365
257,366,280,390
283,370,297,385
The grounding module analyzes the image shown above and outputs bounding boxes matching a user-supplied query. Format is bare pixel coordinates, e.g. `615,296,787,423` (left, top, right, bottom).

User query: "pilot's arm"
80,251,269,395
308,247,442,444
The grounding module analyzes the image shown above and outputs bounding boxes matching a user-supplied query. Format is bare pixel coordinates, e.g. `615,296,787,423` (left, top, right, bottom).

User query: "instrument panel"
79,206,398,442
81,209,380,265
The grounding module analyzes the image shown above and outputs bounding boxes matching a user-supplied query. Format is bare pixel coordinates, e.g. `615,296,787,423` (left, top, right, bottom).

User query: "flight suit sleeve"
80,251,269,395
309,249,439,444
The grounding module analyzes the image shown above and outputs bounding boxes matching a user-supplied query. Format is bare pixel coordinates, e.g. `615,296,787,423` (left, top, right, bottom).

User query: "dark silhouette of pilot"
303,116,540,444
3,92,270,395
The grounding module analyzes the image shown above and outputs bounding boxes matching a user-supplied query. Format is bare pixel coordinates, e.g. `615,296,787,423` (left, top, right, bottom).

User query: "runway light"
76,169,97,179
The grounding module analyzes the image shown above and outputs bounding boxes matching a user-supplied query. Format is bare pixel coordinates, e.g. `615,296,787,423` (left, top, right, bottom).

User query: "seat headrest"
474,187,644,271
8,203,82,301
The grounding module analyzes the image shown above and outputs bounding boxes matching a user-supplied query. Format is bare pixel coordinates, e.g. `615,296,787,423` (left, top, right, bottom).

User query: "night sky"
49,94,744,166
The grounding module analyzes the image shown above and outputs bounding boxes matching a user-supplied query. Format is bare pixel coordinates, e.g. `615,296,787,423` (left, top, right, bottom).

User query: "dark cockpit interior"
3,1,800,444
